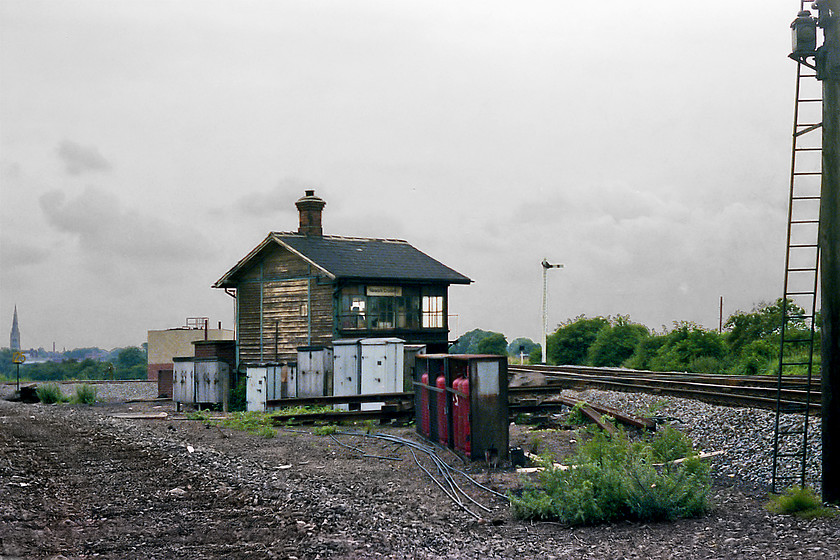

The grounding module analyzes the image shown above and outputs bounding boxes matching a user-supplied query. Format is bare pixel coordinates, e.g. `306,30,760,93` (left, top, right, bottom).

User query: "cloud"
39,187,212,264
0,238,50,268
57,140,112,175
234,178,313,218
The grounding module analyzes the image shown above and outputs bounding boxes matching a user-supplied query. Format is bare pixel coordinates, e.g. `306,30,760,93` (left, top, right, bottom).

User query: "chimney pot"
295,190,326,236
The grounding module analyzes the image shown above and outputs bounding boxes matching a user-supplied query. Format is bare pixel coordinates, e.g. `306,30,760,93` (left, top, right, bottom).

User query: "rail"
509,365,821,414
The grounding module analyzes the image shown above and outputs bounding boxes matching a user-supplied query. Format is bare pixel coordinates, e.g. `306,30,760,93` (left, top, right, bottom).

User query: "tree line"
0,346,148,382
452,298,818,375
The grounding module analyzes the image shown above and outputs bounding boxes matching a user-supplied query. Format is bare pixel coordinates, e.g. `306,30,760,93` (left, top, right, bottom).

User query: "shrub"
476,333,508,356
624,456,711,521
767,486,838,519
648,425,693,462
228,375,247,412
647,323,728,372
587,317,649,367
546,316,609,365
73,384,97,405
528,345,542,364
509,426,711,525
36,383,68,404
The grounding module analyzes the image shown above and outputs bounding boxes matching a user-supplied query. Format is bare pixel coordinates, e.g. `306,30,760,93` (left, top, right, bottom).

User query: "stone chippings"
572,389,823,492
2,382,840,559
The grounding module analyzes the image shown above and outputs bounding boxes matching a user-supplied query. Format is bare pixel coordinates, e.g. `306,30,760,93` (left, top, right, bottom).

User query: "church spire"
10,306,20,351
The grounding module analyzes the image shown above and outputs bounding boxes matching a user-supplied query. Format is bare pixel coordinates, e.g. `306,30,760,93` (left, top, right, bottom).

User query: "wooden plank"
554,395,654,431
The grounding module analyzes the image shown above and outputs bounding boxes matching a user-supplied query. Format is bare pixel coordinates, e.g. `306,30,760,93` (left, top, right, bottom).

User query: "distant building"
213,190,471,366
146,320,234,381
9,306,20,351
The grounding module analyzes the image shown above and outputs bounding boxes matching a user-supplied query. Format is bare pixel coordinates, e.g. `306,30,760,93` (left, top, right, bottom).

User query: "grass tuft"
36,383,68,404
72,384,97,405
767,486,839,519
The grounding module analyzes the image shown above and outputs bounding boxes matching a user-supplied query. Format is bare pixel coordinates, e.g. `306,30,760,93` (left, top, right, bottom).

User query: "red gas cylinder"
452,377,464,452
436,374,448,445
460,376,471,455
420,373,430,437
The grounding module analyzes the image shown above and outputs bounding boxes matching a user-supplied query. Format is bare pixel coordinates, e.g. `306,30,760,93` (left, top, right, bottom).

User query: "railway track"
508,365,821,414
263,365,821,425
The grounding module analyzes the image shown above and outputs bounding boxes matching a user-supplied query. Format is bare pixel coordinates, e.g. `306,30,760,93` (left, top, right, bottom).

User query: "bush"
73,384,97,405
546,316,609,365
477,333,508,356
36,383,68,404
509,426,711,525
528,345,542,364
587,317,649,367
450,329,505,354
228,375,247,412
648,425,693,462
646,323,727,372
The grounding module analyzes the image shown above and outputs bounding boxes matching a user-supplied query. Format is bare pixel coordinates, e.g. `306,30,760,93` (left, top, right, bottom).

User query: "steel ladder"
771,7,822,493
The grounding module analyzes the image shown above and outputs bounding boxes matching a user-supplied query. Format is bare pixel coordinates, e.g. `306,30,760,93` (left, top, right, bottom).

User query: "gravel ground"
1,381,839,559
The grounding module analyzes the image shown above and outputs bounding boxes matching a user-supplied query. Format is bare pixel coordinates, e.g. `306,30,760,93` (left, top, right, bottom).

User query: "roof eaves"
212,233,337,288
212,234,275,288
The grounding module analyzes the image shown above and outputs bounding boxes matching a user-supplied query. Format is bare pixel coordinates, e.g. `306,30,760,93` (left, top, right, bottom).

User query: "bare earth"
1,391,839,559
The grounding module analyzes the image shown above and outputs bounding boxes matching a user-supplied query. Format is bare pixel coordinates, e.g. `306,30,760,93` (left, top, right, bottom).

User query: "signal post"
818,0,840,505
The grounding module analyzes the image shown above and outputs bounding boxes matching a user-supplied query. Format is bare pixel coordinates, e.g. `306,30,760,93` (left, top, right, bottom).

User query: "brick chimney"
295,190,326,236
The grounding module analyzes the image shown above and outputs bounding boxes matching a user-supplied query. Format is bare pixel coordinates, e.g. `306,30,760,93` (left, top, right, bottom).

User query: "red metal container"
420,373,431,436
436,374,448,445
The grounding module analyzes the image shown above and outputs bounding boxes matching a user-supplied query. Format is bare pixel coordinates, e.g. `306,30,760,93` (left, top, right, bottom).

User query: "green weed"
186,410,214,426
767,486,838,519
648,424,694,462
36,383,68,404
567,402,587,426
527,434,542,454
313,425,339,436
72,384,97,405
509,426,711,525
642,399,668,418
228,376,246,412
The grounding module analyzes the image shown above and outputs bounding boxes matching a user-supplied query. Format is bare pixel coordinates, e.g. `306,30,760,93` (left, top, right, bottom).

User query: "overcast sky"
0,0,806,350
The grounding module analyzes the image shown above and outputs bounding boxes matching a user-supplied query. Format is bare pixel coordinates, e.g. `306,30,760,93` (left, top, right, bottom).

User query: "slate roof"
213,232,471,288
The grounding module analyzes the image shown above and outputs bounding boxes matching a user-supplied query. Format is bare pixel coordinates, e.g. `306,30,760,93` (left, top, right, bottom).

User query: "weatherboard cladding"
213,233,471,288
235,247,333,364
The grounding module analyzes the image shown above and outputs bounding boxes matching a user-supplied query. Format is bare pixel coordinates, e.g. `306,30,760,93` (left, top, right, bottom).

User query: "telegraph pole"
819,0,840,505
541,259,563,364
